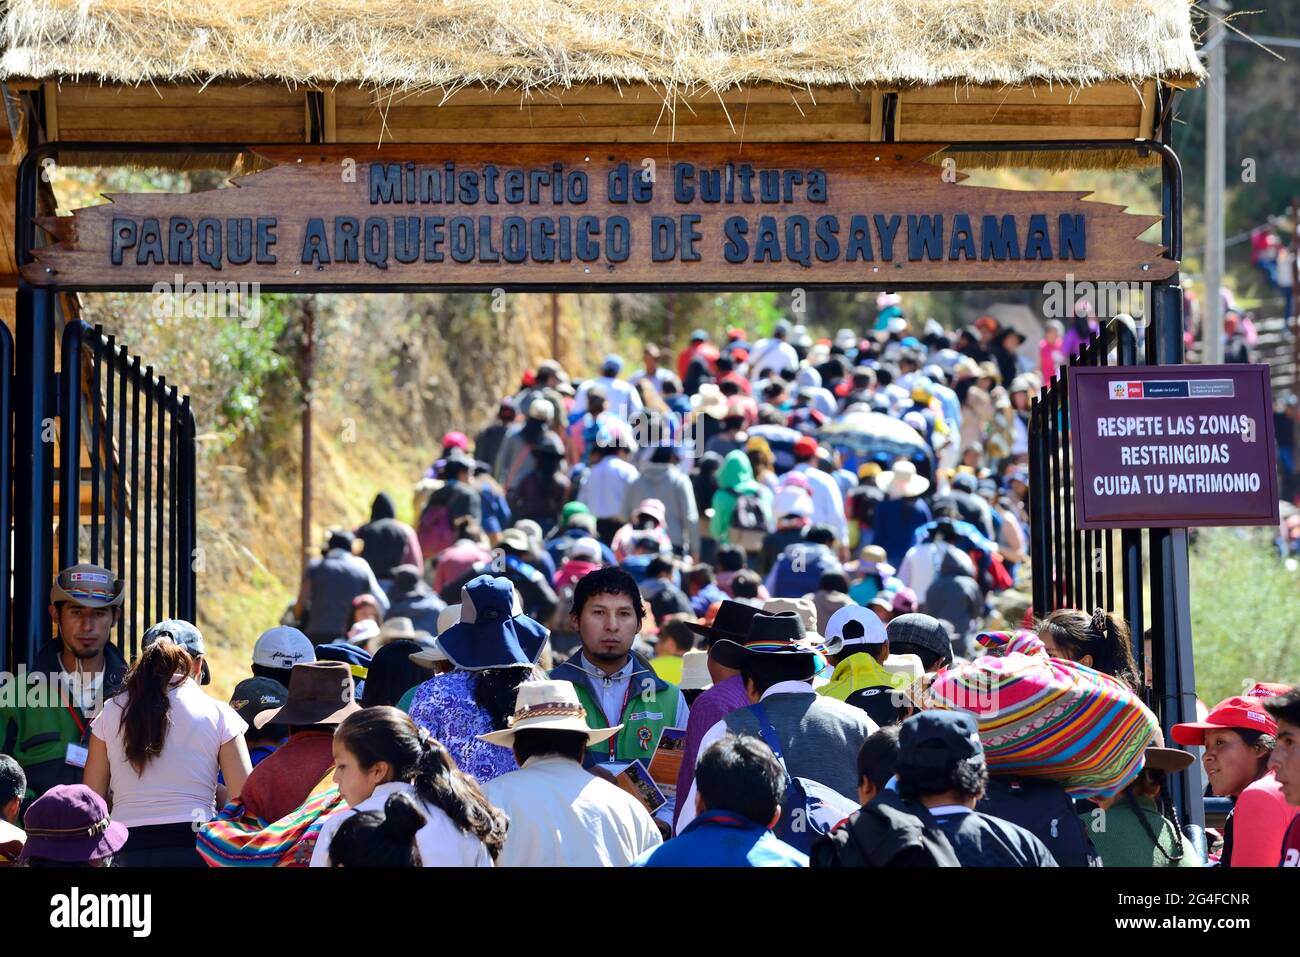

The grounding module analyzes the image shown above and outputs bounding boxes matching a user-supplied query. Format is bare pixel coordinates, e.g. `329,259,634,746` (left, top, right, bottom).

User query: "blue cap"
601,354,625,375
314,640,372,700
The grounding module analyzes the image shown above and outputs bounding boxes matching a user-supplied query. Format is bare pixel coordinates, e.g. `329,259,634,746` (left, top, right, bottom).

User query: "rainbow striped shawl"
197,769,346,867
924,630,1158,798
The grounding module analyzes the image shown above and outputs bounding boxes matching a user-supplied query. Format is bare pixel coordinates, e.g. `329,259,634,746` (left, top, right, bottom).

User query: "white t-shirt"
310,781,494,867
91,677,246,828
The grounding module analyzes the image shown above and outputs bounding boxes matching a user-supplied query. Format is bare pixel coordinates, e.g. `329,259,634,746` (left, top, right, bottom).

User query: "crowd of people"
2,304,1298,869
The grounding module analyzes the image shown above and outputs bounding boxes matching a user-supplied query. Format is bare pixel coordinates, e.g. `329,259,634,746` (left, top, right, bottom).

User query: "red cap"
793,435,819,459
1245,681,1292,700
442,431,469,451
1170,695,1278,746
520,368,537,387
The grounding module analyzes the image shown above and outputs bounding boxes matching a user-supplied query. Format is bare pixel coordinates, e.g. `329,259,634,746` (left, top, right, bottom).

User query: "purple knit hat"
19,785,129,864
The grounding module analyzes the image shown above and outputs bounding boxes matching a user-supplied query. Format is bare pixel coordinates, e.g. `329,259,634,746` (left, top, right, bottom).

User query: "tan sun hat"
477,680,621,748
691,383,729,419
762,597,821,641
876,460,930,498
50,564,124,608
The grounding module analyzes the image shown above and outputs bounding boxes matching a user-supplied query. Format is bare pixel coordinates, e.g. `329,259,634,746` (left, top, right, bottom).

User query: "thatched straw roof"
2,0,1204,95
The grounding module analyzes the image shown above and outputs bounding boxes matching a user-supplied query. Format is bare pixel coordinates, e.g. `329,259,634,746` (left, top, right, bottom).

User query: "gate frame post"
13,279,57,666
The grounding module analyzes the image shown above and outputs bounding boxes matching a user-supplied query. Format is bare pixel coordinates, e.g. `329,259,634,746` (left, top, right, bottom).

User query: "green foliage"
210,294,292,437
1190,527,1300,705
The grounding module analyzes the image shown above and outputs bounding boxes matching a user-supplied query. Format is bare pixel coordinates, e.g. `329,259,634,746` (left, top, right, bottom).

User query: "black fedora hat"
710,611,818,676
687,598,764,644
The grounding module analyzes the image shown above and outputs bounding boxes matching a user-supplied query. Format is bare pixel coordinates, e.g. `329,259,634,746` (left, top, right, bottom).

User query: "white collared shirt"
675,680,815,832
577,654,691,731
579,654,637,727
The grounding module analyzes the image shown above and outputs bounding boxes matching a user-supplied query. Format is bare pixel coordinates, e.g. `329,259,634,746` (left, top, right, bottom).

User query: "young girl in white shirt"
312,706,506,867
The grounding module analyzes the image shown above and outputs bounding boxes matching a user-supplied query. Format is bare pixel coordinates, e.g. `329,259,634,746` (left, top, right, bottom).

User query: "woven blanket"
197,769,346,867
924,630,1158,798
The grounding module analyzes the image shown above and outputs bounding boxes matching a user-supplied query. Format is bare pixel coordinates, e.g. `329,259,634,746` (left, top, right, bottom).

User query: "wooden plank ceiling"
21,79,1158,148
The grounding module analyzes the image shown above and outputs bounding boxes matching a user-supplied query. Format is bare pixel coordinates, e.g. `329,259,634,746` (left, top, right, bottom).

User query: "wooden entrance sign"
23,144,1176,288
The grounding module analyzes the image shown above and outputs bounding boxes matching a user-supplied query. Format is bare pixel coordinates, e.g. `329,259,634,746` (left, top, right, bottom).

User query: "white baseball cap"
822,605,888,656
252,626,316,670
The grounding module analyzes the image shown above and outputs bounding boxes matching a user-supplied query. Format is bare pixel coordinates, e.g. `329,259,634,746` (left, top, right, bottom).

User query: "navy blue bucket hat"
436,575,549,671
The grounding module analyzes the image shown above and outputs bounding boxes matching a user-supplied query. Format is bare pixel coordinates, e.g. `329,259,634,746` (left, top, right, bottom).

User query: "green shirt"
1079,795,1202,868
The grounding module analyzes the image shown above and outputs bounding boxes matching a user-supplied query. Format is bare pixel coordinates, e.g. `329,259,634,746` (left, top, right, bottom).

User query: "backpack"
417,497,456,556
977,776,1100,867
729,491,769,551
810,791,962,868
751,703,859,853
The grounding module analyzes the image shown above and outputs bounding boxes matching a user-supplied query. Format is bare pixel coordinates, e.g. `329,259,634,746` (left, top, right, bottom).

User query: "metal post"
58,322,85,569
1152,281,1205,831
177,397,197,623
300,296,316,572
13,281,56,666
0,324,12,674
1115,319,1145,680
1029,395,1048,616
1202,0,1228,365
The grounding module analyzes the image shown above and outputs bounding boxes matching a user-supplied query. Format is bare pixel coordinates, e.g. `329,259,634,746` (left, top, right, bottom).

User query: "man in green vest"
0,564,128,806
550,567,688,765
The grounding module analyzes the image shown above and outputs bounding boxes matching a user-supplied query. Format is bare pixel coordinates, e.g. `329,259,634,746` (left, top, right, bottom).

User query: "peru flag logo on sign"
1126,382,1144,398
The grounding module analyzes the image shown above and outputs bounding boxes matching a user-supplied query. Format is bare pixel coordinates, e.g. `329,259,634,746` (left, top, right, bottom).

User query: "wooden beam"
322,89,337,143
1138,79,1157,140
42,81,58,140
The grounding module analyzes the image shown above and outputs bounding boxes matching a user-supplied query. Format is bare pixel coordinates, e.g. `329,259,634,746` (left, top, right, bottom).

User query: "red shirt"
1280,815,1300,867
238,730,335,823
1228,771,1299,867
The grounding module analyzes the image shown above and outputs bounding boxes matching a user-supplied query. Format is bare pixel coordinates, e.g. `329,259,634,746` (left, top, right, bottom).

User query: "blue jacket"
633,810,808,867
479,484,512,536
764,543,843,598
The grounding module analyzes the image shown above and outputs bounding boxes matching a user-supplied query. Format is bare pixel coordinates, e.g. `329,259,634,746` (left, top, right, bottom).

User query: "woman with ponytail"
84,620,251,867
1037,607,1142,695
310,706,505,867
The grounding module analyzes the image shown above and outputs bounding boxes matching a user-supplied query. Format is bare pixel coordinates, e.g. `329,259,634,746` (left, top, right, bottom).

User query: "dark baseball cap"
898,710,984,773
143,619,210,685
229,677,288,728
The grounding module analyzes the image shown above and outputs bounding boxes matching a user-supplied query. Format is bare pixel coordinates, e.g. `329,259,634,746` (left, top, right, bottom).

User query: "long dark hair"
474,666,545,731
360,639,427,709
1123,769,1186,865
1038,607,1141,694
119,639,193,774
334,707,508,860
328,791,426,867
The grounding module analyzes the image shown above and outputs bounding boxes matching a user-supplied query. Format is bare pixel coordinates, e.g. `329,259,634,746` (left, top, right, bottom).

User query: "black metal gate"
1027,301,1206,828
55,320,197,664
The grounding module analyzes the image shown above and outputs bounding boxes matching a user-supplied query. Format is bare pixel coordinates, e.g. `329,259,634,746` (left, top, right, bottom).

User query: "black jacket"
810,790,961,867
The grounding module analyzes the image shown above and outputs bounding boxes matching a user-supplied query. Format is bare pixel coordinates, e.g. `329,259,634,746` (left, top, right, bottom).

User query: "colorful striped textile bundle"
197,770,346,867
923,630,1158,798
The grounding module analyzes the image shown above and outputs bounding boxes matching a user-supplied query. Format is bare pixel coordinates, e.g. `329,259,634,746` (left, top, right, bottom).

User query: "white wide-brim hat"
876,460,930,498
691,383,729,419
679,649,713,691
477,679,622,748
